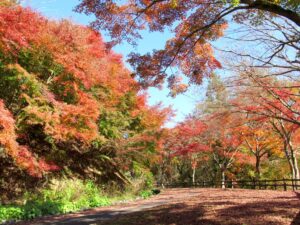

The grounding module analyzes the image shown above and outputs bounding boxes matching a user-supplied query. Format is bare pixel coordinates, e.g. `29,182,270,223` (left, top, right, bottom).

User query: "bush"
130,162,155,190
0,178,158,223
0,179,111,223
36,179,111,213
0,206,24,222
138,189,161,199
138,190,153,199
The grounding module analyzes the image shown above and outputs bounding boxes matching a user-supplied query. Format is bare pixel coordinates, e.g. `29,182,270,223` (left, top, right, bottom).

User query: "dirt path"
16,188,300,225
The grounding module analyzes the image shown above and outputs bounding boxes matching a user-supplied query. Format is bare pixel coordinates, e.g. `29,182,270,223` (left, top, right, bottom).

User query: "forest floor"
16,188,300,225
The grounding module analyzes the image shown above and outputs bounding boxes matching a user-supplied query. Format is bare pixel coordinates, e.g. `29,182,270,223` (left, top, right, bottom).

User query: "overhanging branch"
240,0,300,26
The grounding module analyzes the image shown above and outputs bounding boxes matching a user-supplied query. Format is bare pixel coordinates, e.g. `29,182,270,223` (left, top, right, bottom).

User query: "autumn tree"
75,0,299,94
239,119,282,179
230,68,300,182
166,118,208,184
206,112,249,188
271,119,300,181
220,15,299,81
0,4,171,198
194,74,247,187
196,74,229,115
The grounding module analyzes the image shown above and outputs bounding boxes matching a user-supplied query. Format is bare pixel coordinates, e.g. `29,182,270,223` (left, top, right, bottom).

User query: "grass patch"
0,178,158,224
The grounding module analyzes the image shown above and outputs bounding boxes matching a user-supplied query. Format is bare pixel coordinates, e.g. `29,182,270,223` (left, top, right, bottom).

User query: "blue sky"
21,0,215,127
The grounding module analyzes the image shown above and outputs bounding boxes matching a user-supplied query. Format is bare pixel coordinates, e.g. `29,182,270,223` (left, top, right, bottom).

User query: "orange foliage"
0,6,140,144
76,0,228,91
0,100,59,177
0,5,171,178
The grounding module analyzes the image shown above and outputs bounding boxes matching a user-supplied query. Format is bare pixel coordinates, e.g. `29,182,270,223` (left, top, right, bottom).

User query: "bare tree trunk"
221,170,226,189
291,150,299,178
192,166,196,185
255,155,261,180
293,155,299,179
294,161,299,191
289,142,299,190
273,120,299,189
284,145,295,178
283,149,298,190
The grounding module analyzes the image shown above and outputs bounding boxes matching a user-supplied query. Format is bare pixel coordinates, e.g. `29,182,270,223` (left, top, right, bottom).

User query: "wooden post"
274,180,277,190
283,179,287,191
292,179,295,191
264,179,267,190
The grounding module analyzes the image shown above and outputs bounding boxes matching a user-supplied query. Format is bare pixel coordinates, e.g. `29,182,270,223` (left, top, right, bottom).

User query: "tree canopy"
0,4,171,198
1,0,300,202
76,0,300,94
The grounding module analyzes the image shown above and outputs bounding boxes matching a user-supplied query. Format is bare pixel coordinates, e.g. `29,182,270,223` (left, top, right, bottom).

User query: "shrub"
0,177,158,223
0,206,24,222
138,190,153,199
131,161,155,190
0,178,111,223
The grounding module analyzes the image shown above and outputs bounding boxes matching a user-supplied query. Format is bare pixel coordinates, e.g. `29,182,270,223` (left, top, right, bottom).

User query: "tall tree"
0,4,171,197
231,68,300,181
239,120,282,179
168,119,208,184
271,118,300,182
76,0,300,93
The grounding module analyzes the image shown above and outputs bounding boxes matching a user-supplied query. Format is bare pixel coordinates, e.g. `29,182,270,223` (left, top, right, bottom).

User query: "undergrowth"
0,178,157,224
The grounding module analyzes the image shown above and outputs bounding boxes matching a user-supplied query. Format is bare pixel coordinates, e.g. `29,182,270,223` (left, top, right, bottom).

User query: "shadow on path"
16,188,300,225
291,192,300,225
95,194,300,225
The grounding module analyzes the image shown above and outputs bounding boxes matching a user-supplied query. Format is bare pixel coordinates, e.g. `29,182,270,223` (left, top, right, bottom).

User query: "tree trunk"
255,155,261,180
192,166,196,185
159,160,166,188
287,141,300,190
240,0,300,26
290,147,299,190
293,155,299,179
272,120,300,190
221,170,226,189
283,142,296,186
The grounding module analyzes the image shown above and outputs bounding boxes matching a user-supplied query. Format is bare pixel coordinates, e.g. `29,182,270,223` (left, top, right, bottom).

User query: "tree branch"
240,0,300,26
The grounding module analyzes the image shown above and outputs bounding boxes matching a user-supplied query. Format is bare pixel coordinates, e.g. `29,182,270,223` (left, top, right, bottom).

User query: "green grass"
0,179,157,224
